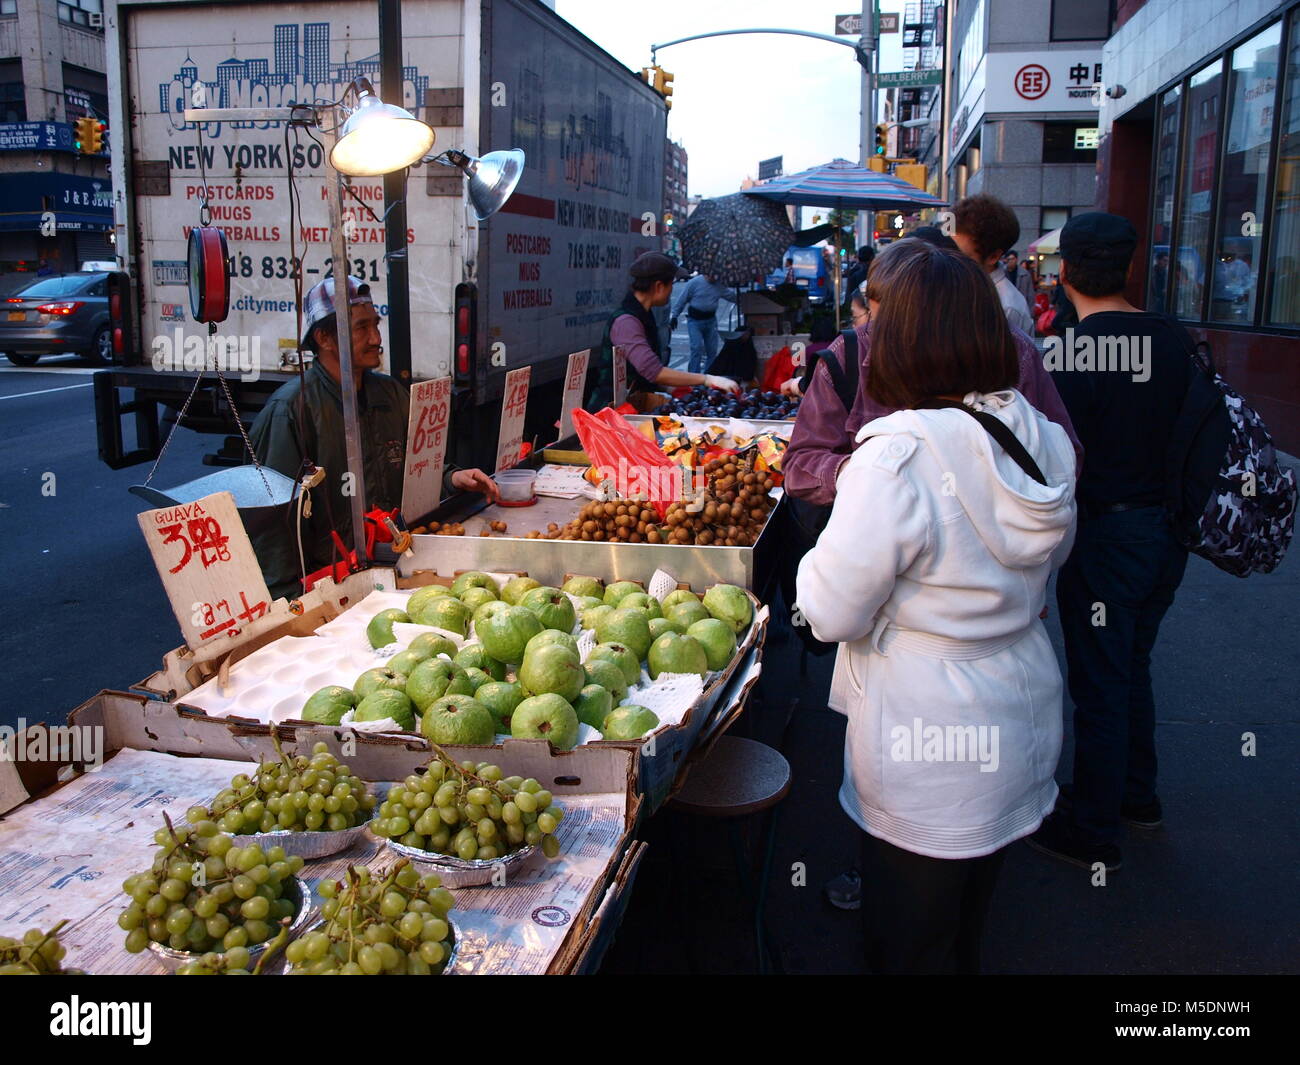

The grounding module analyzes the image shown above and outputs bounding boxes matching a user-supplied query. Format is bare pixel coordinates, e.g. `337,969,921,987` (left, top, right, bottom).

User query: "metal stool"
668,735,791,973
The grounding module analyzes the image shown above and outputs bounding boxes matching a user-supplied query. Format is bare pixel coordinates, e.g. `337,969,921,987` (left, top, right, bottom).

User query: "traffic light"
649,66,674,110
874,123,887,155
87,119,106,154
73,116,96,153
664,211,674,229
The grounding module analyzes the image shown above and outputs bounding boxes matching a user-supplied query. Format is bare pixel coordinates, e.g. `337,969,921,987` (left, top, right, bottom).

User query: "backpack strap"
819,329,860,413
919,399,1048,486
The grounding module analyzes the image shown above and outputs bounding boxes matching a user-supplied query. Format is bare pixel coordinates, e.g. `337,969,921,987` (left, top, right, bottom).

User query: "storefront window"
1267,9,1300,328
1172,60,1223,320
1148,86,1181,313
1211,24,1283,324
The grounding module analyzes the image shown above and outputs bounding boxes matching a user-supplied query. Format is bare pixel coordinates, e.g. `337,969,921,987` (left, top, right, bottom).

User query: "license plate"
797,280,809,287
7,311,24,321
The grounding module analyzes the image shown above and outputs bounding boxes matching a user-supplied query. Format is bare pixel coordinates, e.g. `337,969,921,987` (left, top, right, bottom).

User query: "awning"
1028,227,1062,255
0,173,114,233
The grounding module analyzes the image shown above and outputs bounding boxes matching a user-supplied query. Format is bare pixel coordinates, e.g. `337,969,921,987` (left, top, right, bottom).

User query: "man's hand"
670,317,679,330
705,374,741,394
451,468,501,503
779,376,803,398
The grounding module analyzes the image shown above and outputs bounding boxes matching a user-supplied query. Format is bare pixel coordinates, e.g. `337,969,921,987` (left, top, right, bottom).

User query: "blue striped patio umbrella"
742,158,948,212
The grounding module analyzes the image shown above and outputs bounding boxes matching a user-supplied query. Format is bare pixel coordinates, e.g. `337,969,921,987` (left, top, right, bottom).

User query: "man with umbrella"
589,252,740,408
671,270,727,374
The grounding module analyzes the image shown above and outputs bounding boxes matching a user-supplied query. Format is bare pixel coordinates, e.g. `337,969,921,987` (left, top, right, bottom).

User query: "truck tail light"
453,282,476,387
37,301,83,315
105,271,136,363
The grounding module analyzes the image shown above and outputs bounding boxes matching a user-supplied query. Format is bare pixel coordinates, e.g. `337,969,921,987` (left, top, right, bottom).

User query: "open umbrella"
1028,227,1062,256
678,193,795,288
742,157,948,212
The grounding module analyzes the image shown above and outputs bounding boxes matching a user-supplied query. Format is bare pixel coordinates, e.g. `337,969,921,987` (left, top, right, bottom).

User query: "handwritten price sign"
137,491,272,649
402,375,452,521
496,366,531,472
612,345,628,406
559,349,589,440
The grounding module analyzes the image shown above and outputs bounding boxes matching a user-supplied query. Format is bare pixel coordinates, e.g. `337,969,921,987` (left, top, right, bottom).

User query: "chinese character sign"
612,346,628,407
402,375,452,521
559,349,589,440
496,366,532,472
137,491,272,649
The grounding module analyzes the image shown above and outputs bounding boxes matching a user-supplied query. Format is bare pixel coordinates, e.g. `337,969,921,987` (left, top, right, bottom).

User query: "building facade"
944,0,1113,274
663,137,687,257
0,0,113,284
1098,0,1299,452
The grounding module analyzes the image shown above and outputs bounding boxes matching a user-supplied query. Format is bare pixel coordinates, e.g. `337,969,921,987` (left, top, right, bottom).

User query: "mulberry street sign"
876,69,943,89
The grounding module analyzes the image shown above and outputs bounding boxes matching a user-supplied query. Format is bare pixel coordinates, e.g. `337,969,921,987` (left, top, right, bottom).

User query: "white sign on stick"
496,366,531,472
402,375,452,520
137,490,272,648
559,349,589,439
611,345,628,406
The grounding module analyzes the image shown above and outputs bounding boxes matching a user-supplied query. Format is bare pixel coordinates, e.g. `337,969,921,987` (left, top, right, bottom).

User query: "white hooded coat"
796,389,1077,858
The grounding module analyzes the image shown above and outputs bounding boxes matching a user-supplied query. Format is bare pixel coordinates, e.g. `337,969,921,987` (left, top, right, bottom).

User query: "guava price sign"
137,490,271,648
611,346,628,407
496,366,532,472
559,349,590,439
402,375,452,520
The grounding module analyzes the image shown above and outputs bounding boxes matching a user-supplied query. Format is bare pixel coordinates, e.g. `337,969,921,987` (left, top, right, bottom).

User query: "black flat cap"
1060,212,1138,264
630,251,688,282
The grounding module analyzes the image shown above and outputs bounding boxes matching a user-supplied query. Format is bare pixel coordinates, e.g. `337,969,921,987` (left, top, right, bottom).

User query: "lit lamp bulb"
330,78,435,177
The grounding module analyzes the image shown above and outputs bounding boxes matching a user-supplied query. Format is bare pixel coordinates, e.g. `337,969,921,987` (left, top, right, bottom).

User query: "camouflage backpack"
1165,337,1297,577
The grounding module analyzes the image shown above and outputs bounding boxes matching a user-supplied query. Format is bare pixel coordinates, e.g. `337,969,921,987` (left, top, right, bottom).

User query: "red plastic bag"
572,407,681,519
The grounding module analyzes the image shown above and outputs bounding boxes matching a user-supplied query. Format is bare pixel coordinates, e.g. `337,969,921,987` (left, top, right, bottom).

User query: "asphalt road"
3,351,1297,975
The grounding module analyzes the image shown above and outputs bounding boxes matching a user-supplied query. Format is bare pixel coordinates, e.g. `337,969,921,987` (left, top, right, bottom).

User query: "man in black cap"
589,251,740,407
1028,212,1195,874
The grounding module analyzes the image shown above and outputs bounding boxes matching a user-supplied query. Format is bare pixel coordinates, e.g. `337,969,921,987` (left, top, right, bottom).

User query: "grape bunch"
286,860,455,975
206,740,376,835
118,812,305,957
175,924,291,975
0,921,85,975
372,747,564,862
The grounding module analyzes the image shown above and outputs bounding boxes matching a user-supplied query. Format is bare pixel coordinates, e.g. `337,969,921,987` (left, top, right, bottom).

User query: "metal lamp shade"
459,149,525,220
330,96,435,177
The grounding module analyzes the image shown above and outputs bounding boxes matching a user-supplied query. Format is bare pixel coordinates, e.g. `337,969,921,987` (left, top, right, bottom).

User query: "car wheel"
88,326,113,366
4,352,41,367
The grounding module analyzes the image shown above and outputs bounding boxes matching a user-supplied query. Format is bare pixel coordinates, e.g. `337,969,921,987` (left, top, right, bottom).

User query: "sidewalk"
602,464,1300,974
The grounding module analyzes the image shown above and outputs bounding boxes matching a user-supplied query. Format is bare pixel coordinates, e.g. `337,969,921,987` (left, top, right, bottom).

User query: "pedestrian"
796,240,1077,974
1027,213,1197,873
783,257,796,285
249,276,498,600
670,270,728,374
1151,251,1170,311
590,252,739,407
842,246,875,304
1004,250,1036,310
952,195,1035,335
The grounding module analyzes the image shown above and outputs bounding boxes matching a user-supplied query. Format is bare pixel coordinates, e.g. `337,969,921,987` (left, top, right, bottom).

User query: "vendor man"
589,252,740,407
249,275,498,599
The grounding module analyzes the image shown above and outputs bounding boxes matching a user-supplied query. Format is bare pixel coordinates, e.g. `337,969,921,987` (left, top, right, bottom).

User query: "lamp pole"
379,0,412,386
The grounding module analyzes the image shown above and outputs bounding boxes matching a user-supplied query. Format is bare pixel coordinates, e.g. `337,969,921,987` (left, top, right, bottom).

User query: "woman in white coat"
796,241,1077,974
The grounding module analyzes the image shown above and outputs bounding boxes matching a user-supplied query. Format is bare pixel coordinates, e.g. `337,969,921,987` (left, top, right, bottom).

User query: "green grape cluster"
176,925,290,975
118,812,305,957
0,921,85,975
286,860,455,975
206,740,376,835
372,747,564,862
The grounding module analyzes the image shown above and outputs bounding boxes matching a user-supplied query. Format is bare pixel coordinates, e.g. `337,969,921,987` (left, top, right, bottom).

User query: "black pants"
1055,506,1188,846
860,832,1006,974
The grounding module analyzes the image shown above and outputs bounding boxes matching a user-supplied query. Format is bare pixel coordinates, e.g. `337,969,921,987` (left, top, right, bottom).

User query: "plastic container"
495,468,537,503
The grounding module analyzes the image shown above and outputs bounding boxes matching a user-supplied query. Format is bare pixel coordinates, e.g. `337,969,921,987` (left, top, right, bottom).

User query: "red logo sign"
1014,64,1051,101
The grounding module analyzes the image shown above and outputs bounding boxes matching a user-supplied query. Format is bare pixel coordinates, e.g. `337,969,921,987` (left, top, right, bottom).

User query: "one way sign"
835,13,863,35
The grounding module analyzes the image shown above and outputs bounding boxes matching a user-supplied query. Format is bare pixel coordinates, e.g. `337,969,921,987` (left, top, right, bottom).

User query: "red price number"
193,590,269,641
159,516,232,574
504,379,529,418
410,399,449,457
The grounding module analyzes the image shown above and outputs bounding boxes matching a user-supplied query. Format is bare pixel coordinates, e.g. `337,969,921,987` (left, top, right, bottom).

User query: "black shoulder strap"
820,330,860,412
920,399,1048,486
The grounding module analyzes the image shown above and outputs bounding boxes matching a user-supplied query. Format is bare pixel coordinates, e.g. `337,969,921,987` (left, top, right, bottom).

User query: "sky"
554,0,907,206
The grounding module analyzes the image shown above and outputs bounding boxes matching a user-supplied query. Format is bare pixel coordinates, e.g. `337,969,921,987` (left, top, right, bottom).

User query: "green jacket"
249,362,410,599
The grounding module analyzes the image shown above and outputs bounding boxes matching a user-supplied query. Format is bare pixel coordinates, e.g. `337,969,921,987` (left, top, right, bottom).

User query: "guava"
662,589,701,611
586,643,641,687
445,671,476,697
648,617,675,641
572,684,613,730
510,694,581,751
354,689,416,731
648,632,708,679
413,595,472,636
387,649,429,677
474,681,524,729
500,576,542,605
420,695,495,745
664,600,711,633
562,575,605,600
601,705,660,741
619,592,662,620
458,586,498,612
476,605,544,664
451,571,500,597
520,586,576,633
581,604,615,632
406,585,453,619
453,644,507,681
603,580,644,606
459,667,493,692
354,667,409,701
703,583,753,634
301,685,355,725
581,658,629,704
473,599,512,628
405,658,459,712
366,608,410,649
408,632,458,660
519,643,585,703
596,608,653,660
527,629,579,656
687,618,738,672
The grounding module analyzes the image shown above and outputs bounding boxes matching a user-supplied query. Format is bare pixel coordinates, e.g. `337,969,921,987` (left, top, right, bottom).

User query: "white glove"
779,376,803,398
705,375,740,393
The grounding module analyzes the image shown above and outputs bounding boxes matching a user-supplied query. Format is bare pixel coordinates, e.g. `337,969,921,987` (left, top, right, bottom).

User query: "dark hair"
1061,256,1130,298
631,275,670,293
849,289,868,311
910,225,958,250
809,317,838,342
953,194,1021,261
857,246,875,264
866,241,1018,408
306,314,336,355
